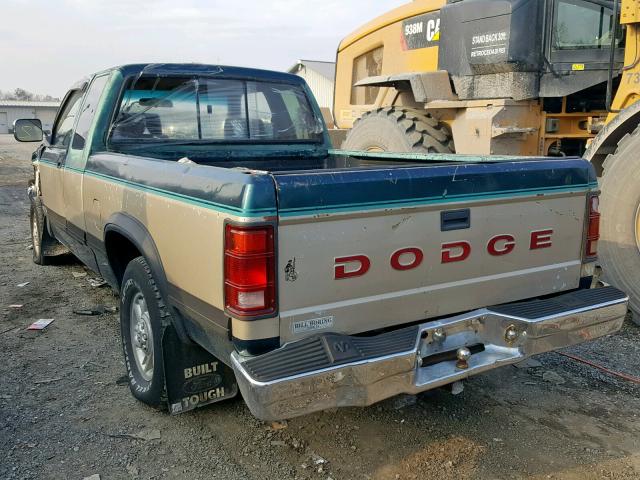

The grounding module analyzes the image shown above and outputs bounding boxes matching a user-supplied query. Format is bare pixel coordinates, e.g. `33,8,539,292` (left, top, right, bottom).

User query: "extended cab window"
109,76,323,145
71,74,110,151
51,91,84,148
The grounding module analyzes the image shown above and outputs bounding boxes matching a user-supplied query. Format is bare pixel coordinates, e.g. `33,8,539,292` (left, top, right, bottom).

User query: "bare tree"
13,88,34,101
0,88,59,102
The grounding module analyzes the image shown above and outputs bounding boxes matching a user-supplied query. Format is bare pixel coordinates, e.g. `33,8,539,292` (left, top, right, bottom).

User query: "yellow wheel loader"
334,0,640,324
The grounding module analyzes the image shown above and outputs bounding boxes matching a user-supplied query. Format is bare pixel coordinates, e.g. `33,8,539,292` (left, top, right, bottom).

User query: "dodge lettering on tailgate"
334,229,554,279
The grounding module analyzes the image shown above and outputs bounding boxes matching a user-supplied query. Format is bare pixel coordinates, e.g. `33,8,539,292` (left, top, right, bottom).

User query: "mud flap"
162,325,238,415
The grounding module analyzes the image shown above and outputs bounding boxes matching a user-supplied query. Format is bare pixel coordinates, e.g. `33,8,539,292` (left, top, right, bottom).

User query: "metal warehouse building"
0,100,60,134
288,60,336,113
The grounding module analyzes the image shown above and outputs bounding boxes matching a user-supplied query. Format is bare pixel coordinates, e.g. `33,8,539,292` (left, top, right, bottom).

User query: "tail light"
584,194,600,261
224,223,276,318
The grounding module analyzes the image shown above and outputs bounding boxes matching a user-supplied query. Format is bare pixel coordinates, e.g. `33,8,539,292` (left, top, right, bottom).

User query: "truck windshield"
109,76,324,145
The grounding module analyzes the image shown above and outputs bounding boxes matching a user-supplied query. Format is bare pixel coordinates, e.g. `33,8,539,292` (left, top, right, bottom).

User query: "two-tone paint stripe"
37,159,276,218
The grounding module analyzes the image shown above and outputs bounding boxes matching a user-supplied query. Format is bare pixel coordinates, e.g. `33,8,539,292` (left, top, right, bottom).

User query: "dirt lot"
1,134,640,480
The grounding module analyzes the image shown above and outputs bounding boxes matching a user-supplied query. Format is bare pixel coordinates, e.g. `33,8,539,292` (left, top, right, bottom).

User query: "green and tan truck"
14,63,628,420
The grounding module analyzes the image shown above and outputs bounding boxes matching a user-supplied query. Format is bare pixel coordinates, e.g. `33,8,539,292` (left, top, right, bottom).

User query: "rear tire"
343,107,454,154
599,126,640,326
120,256,170,407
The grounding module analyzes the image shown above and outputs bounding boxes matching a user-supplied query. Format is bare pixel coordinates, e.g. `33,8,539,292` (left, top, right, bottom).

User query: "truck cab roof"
69,63,307,94
98,63,306,85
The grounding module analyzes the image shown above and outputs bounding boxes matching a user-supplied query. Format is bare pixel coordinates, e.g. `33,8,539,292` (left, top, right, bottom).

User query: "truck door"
63,74,110,242
39,89,84,234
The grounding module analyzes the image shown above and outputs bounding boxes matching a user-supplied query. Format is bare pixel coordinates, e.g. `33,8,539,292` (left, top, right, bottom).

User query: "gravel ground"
1,134,640,480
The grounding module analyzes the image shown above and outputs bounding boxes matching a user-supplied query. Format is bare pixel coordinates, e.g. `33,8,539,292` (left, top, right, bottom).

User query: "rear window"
109,76,324,144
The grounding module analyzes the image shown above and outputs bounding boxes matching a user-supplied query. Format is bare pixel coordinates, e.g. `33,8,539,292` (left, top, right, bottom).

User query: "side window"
71,75,109,151
350,46,384,105
51,91,84,148
553,0,623,50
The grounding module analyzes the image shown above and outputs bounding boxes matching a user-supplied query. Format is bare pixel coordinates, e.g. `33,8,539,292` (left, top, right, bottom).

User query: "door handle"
441,209,471,231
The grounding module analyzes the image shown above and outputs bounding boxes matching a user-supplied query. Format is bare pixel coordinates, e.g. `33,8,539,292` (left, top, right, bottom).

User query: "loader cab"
439,0,625,100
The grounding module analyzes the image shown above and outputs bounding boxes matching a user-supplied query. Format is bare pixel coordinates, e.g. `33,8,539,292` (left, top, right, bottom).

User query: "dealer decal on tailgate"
292,316,335,334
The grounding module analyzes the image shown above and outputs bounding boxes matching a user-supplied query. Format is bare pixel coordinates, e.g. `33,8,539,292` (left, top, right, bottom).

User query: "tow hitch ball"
456,347,471,370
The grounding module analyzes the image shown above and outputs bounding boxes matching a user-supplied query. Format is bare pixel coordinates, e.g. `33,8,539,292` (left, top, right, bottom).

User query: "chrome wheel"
130,291,154,381
31,212,41,258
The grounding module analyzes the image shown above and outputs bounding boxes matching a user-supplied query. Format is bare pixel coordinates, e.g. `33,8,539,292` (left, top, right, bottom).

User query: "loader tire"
599,125,640,325
343,107,454,154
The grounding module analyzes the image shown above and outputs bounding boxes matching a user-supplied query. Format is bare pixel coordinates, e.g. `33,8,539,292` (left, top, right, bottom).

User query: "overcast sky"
0,0,406,97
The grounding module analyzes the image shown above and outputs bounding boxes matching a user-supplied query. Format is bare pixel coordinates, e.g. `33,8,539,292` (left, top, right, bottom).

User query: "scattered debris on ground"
87,277,108,288
108,428,161,442
269,420,288,431
27,318,54,331
72,305,117,316
33,377,62,385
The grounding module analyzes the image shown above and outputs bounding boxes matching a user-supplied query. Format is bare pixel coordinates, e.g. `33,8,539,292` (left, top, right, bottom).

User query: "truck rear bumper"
231,286,628,421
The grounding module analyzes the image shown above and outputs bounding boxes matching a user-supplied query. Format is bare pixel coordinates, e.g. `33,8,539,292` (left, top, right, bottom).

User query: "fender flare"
584,102,640,175
354,71,456,104
104,213,191,343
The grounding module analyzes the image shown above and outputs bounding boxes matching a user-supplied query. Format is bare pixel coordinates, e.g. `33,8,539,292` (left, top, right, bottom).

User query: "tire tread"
599,125,640,325
346,107,454,154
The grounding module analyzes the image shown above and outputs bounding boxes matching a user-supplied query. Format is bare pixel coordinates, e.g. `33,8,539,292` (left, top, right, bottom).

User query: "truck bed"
87,149,596,343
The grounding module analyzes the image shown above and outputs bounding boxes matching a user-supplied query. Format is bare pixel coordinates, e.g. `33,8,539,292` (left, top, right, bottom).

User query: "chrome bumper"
231,287,628,421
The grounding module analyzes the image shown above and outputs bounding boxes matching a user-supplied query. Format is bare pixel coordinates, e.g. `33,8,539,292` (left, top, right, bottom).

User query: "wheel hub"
130,291,154,381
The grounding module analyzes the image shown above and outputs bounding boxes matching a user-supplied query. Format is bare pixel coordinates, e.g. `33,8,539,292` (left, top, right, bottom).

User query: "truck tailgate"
273,156,596,343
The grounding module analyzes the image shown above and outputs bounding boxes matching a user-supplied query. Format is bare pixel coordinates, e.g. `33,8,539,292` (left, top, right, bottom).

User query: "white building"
0,100,60,134
288,60,336,114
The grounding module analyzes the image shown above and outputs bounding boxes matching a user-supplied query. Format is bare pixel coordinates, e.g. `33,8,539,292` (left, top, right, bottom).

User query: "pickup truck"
14,63,628,421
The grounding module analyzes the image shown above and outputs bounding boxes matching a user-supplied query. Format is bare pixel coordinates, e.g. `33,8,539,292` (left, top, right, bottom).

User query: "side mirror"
14,119,43,142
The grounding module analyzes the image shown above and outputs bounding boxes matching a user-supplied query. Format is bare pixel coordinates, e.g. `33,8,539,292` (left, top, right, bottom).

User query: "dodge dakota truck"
14,63,628,420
